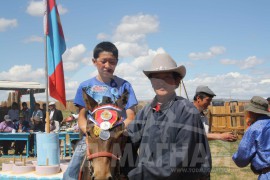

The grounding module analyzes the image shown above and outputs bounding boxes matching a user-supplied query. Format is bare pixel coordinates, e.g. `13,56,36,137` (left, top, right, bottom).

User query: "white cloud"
62,44,87,71
220,59,237,65
115,41,149,58
111,13,159,58
240,56,263,69
64,62,79,71
260,79,270,84
189,46,226,60
63,44,86,62
220,56,263,70
0,65,44,82
97,33,109,40
56,4,68,15
26,1,45,17
26,1,68,17
184,72,269,100
23,35,43,43
65,80,79,100
0,18,18,32
81,56,93,66
114,14,159,40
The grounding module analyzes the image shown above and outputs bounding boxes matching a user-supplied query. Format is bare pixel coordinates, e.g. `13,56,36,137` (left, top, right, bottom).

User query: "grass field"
0,140,257,179
209,140,256,180
0,111,257,179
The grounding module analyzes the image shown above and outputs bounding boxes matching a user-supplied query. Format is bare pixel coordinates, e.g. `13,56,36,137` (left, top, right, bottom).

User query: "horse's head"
82,88,129,180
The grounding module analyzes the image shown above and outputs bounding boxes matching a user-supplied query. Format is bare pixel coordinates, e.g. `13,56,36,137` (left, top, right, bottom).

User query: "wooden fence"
208,101,248,136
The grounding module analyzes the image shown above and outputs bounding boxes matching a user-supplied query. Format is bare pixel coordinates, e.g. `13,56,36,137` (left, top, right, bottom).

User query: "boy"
14,113,30,155
63,41,138,180
127,53,211,179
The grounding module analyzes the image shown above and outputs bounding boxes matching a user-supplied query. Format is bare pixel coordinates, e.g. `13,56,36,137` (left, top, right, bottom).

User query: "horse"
79,88,129,180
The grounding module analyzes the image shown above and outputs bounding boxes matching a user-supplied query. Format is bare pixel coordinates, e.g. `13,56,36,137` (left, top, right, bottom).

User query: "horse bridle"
78,138,121,180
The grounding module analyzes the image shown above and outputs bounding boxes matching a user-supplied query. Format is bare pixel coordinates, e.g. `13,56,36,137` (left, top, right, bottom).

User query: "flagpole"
44,0,50,133
44,35,50,133
182,80,189,101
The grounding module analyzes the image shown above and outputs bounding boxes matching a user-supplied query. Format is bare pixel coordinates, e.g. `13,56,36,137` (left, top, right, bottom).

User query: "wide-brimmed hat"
4,115,12,122
245,96,270,116
49,102,55,106
196,85,216,97
143,53,186,79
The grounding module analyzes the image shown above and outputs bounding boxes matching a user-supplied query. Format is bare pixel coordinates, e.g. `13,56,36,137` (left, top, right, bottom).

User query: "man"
21,102,30,122
8,102,19,122
63,41,138,180
30,103,44,131
0,115,15,155
48,102,63,124
127,53,211,179
193,85,237,142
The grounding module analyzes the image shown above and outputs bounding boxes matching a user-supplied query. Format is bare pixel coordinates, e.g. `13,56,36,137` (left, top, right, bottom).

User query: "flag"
44,0,66,106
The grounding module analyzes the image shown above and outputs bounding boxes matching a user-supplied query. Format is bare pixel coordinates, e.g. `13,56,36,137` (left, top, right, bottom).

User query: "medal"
100,121,111,130
99,130,110,140
111,88,118,96
101,110,112,121
93,125,101,137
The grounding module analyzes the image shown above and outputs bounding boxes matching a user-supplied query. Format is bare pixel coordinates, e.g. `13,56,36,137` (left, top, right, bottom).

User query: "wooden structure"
0,80,45,121
0,80,45,106
208,101,248,136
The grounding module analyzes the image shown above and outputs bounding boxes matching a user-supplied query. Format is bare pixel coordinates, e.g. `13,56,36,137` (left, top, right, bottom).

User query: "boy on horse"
127,53,212,179
63,41,138,180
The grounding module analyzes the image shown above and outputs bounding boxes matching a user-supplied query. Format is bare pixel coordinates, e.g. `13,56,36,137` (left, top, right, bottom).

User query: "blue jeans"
63,136,86,180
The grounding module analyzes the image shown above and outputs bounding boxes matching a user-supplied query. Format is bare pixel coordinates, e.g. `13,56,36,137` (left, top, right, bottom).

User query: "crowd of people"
0,101,65,156
1,41,270,179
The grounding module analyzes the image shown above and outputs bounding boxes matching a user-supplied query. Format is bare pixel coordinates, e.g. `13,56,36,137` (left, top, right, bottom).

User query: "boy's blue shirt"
74,75,138,119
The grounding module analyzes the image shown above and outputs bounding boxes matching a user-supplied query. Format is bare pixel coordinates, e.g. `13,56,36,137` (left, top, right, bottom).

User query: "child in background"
14,113,30,155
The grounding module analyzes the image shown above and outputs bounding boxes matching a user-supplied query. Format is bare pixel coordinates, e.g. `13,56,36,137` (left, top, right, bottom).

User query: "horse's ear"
115,89,129,109
86,120,96,138
112,123,126,139
82,88,98,112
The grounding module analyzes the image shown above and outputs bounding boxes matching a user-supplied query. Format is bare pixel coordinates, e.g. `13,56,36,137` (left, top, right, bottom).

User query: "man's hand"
207,132,238,142
220,132,238,142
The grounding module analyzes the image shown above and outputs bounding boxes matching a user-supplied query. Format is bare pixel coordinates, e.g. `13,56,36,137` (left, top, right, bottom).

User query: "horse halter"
86,145,120,161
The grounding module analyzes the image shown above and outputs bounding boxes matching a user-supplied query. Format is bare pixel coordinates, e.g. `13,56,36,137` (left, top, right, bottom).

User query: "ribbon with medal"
88,105,123,140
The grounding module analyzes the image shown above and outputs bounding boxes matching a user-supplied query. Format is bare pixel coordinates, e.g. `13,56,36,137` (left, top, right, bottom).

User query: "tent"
0,80,45,95
0,80,45,116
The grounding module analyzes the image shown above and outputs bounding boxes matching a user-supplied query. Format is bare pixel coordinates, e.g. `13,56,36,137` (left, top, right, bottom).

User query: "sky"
1,0,270,103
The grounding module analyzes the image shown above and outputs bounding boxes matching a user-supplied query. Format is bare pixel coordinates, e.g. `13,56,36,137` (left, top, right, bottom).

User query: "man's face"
48,105,54,110
22,105,27,109
150,72,178,97
197,96,213,111
93,52,118,80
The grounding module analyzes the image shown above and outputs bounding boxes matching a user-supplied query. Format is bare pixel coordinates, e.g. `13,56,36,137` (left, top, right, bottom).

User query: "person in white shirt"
30,103,44,132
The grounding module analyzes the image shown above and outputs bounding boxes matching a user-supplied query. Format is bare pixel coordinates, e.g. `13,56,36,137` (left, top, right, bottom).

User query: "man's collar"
151,93,177,111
